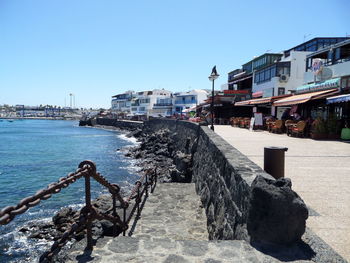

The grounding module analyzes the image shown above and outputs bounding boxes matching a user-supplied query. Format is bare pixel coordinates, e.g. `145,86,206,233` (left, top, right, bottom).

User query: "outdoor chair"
229,117,235,126
271,120,284,133
232,117,240,127
243,118,251,128
285,120,298,136
291,121,307,137
239,118,246,128
266,118,275,132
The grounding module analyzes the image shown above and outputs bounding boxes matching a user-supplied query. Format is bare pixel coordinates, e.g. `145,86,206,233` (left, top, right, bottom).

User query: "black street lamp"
208,66,219,131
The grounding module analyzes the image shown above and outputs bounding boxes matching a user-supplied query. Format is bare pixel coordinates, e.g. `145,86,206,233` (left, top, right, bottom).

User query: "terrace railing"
0,160,157,262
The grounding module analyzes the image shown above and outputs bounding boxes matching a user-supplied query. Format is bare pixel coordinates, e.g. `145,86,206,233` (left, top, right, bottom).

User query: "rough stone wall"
94,118,143,130
143,119,275,241
144,119,199,153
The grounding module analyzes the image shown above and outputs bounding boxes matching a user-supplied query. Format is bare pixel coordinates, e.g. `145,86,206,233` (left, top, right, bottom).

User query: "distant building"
111,91,134,114
252,38,350,98
173,90,208,114
130,89,173,117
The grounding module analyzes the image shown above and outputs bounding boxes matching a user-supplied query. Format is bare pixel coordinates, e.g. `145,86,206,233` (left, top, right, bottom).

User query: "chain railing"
0,160,157,262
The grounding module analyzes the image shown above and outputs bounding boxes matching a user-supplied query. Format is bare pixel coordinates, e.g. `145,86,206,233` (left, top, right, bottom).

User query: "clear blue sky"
0,0,349,108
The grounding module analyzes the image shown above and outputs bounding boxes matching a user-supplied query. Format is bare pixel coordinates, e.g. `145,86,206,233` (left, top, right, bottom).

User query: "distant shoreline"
0,117,80,120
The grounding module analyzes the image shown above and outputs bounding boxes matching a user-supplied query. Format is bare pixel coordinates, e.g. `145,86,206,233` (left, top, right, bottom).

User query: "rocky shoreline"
20,123,194,260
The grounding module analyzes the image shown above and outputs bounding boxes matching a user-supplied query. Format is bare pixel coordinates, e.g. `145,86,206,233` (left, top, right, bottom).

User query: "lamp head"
208,66,219,81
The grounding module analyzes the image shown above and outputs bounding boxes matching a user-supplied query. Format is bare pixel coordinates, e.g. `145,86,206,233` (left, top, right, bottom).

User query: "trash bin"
264,146,288,179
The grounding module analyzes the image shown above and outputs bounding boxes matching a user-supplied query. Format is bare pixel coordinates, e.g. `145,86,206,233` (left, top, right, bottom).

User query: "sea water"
0,119,140,262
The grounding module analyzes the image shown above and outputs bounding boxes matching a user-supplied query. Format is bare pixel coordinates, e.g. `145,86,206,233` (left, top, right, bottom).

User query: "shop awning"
235,97,271,106
182,106,197,113
326,94,350,104
234,94,292,106
296,78,340,94
273,89,339,107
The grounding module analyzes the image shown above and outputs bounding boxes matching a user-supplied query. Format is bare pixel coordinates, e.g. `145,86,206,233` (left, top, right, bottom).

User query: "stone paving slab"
214,125,350,262
132,183,208,241
59,181,346,263
64,236,313,263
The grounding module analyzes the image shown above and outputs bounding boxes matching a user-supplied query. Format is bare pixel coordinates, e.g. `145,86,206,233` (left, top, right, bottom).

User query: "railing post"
145,173,148,197
112,194,117,237
79,160,96,251
84,172,93,250
137,187,140,218
123,207,127,236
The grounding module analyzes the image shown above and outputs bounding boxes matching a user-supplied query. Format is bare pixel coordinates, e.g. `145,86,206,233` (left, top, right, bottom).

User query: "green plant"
327,114,340,135
312,117,327,134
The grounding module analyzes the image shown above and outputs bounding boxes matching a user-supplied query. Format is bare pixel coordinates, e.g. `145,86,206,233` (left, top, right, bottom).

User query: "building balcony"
153,103,173,107
175,100,197,105
304,60,350,84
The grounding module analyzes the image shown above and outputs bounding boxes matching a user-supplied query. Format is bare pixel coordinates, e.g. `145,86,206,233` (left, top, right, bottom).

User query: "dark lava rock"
53,207,78,226
247,175,308,245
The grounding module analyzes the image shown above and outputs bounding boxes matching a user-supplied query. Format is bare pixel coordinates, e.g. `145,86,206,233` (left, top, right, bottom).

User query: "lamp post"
208,66,219,131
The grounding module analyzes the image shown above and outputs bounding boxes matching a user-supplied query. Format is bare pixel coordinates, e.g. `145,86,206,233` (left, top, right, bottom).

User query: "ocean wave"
117,134,139,144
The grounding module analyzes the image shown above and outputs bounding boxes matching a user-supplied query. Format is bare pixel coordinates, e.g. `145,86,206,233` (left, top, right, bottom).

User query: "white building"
251,51,312,98
130,89,173,117
303,39,350,88
111,91,134,114
173,89,208,114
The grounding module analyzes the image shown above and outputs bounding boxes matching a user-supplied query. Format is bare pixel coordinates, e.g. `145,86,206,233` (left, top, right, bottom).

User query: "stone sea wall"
102,118,307,244
144,119,293,242
80,117,143,130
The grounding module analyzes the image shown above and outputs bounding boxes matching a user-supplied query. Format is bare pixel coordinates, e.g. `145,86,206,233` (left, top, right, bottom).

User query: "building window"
341,76,350,89
335,48,341,62
278,88,285,95
175,107,182,112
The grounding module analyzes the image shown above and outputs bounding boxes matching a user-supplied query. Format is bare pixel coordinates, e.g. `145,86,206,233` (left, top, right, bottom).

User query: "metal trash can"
264,146,288,179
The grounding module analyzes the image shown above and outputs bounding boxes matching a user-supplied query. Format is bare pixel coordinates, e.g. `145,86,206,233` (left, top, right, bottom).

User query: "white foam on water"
117,133,139,145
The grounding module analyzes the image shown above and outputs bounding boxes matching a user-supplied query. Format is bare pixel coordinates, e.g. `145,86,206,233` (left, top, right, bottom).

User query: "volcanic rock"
247,175,308,245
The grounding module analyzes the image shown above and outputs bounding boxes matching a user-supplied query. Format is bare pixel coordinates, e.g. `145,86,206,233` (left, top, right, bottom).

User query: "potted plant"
341,121,350,140
311,117,328,140
327,114,341,140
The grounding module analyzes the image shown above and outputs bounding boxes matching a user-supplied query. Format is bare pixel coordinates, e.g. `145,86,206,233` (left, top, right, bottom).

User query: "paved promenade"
215,125,350,262
64,183,317,262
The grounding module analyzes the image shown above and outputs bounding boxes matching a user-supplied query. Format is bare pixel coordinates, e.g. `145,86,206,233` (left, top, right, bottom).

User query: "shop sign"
312,59,323,76
296,78,340,94
224,90,249,95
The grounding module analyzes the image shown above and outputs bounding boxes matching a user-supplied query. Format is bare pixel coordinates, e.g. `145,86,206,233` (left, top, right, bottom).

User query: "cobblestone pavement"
63,183,315,263
64,236,312,263
215,125,350,262
132,183,208,241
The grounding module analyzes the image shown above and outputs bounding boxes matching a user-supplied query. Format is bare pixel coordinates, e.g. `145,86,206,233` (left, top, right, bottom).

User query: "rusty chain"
0,161,158,262
0,166,91,225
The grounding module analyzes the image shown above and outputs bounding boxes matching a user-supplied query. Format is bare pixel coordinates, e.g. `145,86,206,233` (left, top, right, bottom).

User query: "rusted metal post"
137,187,140,218
145,173,148,197
79,161,96,251
112,194,117,237
123,207,126,236
84,172,93,250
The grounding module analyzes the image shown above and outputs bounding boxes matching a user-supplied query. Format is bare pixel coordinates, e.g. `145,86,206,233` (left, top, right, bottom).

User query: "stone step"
132,183,208,241
64,236,305,263
56,182,345,263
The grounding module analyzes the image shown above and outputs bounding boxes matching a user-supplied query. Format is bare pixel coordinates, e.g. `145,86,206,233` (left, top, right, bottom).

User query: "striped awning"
235,97,272,106
273,89,339,107
326,94,350,104
234,94,292,106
